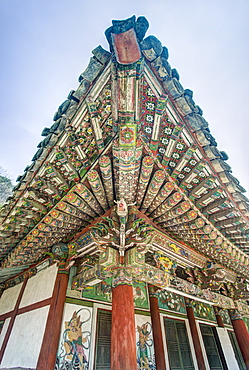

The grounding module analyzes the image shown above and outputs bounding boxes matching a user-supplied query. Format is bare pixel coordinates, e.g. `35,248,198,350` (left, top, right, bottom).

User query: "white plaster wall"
0,317,11,348
216,327,239,370
0,282,23,315
0,305,49,369
19,264,57,308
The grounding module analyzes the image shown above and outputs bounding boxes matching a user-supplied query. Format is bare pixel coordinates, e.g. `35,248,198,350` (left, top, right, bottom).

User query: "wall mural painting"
243,316,249,332
82,279,149,309
158,290,186,314
136,319,156,370
133,280,149,309
55,308,91,370
192,301,216,322
82,278,112,303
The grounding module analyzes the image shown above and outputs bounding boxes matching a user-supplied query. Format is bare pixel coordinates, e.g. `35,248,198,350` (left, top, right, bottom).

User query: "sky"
0,0,248,194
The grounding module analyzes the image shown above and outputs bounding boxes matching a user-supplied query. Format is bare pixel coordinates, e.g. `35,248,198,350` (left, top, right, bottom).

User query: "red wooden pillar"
148,285,166,370
185,298,206,370
36,261,69,370
111,270,137,370
229,309,249,370
214,306,225,328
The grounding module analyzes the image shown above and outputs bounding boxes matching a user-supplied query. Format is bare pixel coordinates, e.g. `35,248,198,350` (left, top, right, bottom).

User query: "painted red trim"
0,311,14,322
0,297,53,322
17,297,52,315
0,277,28,364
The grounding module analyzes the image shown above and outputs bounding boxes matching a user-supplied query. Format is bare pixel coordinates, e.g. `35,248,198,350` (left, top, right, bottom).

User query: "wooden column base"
111,283,137,370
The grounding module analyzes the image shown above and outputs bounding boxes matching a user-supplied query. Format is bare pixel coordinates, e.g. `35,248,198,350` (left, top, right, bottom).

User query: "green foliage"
0,167,13,207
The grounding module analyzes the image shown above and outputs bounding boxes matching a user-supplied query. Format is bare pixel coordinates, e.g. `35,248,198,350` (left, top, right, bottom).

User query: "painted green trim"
135,309,151,316
65,297,93,307
159,309,187,319
58,270,69,275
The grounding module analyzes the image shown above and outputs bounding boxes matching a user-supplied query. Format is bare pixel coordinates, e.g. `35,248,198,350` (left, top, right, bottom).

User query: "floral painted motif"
219,309,232,326
140,79,157,141
167,139,187,173
119,124,137,146
192,301,216,322
156,120,175,161
158,290,186,313
95,82,112,125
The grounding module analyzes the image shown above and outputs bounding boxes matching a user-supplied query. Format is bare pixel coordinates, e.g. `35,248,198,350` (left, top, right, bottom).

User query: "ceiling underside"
0,17,249,280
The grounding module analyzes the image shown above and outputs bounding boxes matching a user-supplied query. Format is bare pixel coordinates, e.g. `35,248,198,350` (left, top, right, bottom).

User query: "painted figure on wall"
136,322,155,370
132,281,149,309
56,308,91,370
133,285,146,305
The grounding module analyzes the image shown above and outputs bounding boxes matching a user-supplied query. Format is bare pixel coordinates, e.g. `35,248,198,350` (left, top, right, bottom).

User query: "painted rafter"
0,17,249,288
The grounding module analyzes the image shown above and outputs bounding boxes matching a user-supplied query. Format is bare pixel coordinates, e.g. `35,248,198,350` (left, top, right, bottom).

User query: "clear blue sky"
0,0,248,193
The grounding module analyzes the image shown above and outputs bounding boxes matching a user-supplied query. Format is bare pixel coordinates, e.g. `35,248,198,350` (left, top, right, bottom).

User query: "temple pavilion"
0,15,248,370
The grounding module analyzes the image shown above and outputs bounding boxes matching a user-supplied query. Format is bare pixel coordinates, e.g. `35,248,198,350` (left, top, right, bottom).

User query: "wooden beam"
70,207,113,241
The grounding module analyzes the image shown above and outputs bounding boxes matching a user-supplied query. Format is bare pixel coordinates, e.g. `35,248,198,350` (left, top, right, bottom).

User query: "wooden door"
164,318,194,370
200,324,227,370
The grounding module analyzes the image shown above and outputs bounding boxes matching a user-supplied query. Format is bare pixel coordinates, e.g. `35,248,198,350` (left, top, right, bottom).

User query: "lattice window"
227,330,246,370
164,318,194,370
200,324,226,370
95,309,111,370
